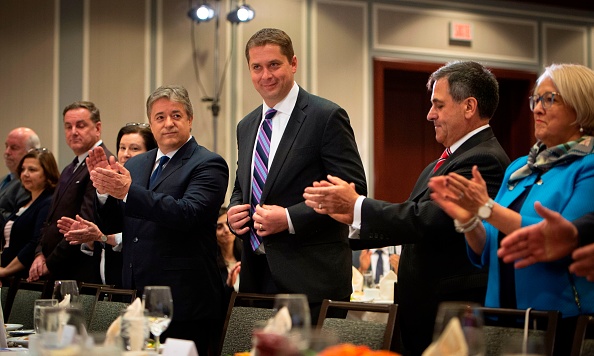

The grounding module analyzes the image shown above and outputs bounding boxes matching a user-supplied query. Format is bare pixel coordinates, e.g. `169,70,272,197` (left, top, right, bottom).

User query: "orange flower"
318,343,400,356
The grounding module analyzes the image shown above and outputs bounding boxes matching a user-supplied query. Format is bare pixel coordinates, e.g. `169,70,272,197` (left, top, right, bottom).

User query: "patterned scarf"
508,135,594,188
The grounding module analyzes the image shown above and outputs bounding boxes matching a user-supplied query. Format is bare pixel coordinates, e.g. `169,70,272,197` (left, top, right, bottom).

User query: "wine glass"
143,286,173,353
433,301,485,356
272,294,311,351
52,280,80,307
34,299,59,333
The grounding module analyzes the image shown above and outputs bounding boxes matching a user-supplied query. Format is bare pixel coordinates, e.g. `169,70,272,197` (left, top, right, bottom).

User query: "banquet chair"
219,292,277,356
317,299,399,352
478,307,559,356
4,279,52,328
571,315,594,356
88,287,137,332
79,282,114,327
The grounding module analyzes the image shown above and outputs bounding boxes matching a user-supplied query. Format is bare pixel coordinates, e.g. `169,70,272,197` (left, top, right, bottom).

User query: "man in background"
304,61,510,355
0,127,40,223
227,28,367,324
29,101,111,283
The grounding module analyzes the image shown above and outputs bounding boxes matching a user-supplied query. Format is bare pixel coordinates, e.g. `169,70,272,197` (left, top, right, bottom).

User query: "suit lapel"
261,90,308,201
150,138,197,190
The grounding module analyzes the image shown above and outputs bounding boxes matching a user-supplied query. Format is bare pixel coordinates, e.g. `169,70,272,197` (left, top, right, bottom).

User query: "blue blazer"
97,137,229,323
473,153,594,317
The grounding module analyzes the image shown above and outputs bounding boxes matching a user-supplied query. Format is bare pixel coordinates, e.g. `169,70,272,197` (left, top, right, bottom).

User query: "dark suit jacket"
230,87,367,304
36,143,112,283
96,137,229,324
0,176,31,228
2,188,53,278
352,127,510,355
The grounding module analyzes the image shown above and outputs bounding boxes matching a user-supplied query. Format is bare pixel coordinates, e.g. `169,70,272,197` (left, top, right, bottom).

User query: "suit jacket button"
133,237,139,243
129,263,132,268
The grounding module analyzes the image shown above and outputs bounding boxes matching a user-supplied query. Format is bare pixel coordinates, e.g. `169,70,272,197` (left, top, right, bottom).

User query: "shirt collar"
263,82,299,115
449,125,490,154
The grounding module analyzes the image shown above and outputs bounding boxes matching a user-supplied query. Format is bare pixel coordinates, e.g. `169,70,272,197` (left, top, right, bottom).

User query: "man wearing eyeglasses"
304,61,511,355
28,102,113,284
0,127,40,225
86,86,228,355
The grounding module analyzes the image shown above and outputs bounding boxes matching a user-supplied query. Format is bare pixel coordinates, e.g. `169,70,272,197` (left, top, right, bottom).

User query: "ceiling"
500,0,594,12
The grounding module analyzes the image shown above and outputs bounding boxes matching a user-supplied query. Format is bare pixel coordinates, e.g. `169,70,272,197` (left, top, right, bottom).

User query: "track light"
227,4,255,24
188,3,215,22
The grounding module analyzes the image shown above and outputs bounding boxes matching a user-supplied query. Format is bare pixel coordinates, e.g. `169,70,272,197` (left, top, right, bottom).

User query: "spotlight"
227,4,255,24
188,3,215,22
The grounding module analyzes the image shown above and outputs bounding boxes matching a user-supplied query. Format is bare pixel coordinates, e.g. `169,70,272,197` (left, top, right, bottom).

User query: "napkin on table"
422,317,468,356
379,270,397,301
352,266,363,292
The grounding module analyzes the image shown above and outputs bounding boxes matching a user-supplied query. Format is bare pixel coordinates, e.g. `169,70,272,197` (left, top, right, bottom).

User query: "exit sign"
450,21,473,42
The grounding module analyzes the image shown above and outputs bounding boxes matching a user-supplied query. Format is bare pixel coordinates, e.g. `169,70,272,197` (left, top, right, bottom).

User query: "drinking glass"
34,299,59,333
433,301,485,356
143,286,173,353
53,280,80,307
273,294,311,351
37,306,86,353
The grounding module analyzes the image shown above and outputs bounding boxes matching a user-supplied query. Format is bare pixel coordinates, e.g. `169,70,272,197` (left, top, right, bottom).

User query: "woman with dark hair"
0,148,59,280
58,123,157,287
217,207,242,308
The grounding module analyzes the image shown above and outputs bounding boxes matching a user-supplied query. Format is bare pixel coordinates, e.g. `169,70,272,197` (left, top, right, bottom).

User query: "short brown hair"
245,28,294,64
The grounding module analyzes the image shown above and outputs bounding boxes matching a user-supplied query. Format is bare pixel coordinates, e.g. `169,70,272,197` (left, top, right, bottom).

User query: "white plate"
9,329,35,336
4,324,23,331
7,336,29,347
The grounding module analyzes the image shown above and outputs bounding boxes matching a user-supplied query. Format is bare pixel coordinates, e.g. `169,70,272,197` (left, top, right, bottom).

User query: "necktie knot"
149,156,170,188
158,155,170,167
433,147,452,172
265,108,277,121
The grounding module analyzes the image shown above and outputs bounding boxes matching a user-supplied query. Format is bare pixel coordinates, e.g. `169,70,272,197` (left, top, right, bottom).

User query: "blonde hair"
536,64,594,135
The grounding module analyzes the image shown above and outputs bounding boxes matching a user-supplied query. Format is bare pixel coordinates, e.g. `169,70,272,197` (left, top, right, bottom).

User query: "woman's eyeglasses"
126,122,150,128
29,147,49,153
528,92,561,111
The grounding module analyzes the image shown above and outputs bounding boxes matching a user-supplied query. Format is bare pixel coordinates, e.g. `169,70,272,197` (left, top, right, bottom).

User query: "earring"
580,127,584,133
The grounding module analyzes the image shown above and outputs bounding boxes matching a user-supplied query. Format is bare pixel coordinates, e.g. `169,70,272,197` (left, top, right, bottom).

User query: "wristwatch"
99,234,108,243
477,199,495,220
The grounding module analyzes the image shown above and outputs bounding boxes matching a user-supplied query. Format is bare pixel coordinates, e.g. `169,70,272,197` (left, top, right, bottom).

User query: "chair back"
88,287,137,333
317,299,398,351
572,315,594,356
79,283,114,327
4,279,52,329
478,307,559,356
219,292,277,356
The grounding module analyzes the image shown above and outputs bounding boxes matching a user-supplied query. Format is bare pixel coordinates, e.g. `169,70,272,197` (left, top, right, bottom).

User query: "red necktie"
433,148,451,172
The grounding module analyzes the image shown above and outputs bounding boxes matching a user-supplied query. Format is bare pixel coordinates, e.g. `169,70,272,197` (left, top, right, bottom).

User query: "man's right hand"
227,204,251,235
28,254,48,282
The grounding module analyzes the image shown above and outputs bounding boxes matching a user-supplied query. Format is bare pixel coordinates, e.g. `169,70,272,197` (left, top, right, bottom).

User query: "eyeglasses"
29,147,49,153
529,92,561,111
126,122,150,128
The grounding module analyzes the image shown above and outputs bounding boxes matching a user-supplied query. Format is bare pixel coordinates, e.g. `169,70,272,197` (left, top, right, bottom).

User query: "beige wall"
2,0,594,197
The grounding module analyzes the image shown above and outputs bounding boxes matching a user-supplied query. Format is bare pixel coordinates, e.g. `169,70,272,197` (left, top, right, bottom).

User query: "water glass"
37,306,86,352
433,301,485,356
273,294,311,351
53,280,80,307
120,309,149,351
34,299,59,333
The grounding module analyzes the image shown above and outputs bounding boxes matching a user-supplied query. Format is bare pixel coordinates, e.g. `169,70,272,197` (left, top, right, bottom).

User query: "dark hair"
427,61,499,119
245,28,294,64
62,101,101,123
116,124,158,153
216,206,242,270
146,85,193,119
17,148,60,189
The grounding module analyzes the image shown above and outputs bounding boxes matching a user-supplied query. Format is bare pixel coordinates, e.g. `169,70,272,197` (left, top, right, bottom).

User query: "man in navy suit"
227,28,367,324
304,61,510,355
29,102,111,283
87,86,228,355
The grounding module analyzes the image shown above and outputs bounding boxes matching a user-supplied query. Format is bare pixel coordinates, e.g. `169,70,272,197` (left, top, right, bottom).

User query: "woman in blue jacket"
429,63,594,355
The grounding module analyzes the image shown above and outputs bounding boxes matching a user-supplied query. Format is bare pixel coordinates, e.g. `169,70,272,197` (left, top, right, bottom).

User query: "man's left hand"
253,204,289,236
90,162,132,199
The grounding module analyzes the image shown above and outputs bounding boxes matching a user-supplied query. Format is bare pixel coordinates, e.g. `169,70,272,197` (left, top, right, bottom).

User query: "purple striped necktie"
250,108,277,251
433,147,451,172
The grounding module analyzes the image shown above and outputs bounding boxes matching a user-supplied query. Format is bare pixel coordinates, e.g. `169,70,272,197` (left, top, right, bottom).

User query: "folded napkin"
250,306,293,355
352,266,363,292
105,297,145,349
379,270,397,301
422,317,468,356
59,294,71,307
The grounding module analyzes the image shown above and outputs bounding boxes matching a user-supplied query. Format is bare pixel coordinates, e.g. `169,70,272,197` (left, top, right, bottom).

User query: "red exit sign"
450,21,473,42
